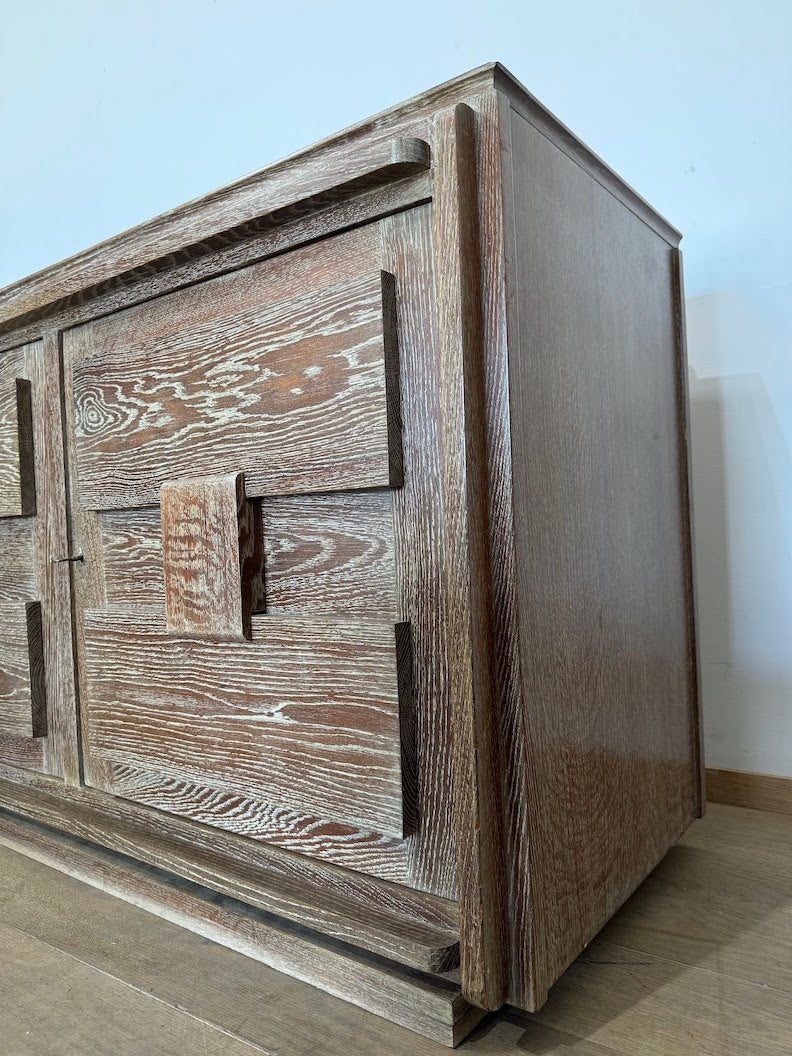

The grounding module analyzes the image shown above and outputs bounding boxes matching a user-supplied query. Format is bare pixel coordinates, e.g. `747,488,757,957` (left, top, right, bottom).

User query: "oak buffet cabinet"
0,64,703,1045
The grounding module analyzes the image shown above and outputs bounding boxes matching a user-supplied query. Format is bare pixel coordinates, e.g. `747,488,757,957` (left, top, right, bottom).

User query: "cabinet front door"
63,207,457,897
0,337,78,780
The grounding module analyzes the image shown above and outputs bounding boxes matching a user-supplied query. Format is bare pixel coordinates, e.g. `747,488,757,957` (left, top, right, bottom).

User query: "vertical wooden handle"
433,103,509,1011
161,472,265,641
0,600,47,739
0,378,36,517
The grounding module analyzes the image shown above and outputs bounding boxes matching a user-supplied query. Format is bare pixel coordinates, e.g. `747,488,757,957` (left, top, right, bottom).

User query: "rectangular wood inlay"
82,609,410,837
67,256,401,511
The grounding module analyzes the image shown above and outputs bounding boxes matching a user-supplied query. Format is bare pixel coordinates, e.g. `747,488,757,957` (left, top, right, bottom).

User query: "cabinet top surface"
0,62,680,336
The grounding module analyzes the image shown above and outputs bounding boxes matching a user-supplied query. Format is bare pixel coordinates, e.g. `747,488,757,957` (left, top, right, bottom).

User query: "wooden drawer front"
68,240,401,511
98,492,397,619
82,610,410,837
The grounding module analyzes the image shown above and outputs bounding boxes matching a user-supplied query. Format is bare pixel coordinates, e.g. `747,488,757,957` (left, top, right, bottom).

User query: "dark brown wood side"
0,377,36,517
496,91,702,1006
0,601,46,738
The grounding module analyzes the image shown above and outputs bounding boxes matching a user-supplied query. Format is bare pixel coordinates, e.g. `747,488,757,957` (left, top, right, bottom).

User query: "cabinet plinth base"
0,807,485,1047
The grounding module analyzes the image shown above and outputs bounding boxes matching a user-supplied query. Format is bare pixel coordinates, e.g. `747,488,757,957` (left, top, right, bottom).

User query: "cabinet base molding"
0,808,484,1047
706,768,792,816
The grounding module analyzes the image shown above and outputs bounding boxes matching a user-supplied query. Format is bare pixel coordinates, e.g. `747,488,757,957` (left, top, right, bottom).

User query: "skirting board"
0,808,485,1047
706,768,792,816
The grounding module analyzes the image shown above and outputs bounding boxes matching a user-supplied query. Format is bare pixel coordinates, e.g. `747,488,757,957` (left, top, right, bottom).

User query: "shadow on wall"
686,286,792,778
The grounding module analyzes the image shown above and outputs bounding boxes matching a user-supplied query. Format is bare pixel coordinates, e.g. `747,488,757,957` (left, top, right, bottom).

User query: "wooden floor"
0,803,790,1055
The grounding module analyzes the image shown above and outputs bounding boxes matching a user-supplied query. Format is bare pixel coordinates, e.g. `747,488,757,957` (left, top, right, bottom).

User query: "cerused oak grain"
0,63,701,1045
160,473,264,641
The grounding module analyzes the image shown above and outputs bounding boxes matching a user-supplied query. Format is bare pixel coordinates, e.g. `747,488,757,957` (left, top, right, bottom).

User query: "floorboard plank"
597,810,792,994
525,936,792,1056
687,802,792,859
0,920,263,1055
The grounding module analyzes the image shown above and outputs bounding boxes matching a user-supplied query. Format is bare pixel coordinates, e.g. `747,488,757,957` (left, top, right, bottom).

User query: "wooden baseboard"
0,808,484,1047
706,768,792,816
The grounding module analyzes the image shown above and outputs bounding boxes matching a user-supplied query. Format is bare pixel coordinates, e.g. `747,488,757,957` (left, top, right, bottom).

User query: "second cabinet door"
63,207,459,898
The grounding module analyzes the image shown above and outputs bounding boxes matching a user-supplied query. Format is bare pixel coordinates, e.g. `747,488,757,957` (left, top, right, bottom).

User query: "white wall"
688,287,792,776
2,1,791,775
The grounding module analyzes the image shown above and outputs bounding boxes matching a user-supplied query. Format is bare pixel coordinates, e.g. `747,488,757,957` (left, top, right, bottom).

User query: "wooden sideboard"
0,63,703,1046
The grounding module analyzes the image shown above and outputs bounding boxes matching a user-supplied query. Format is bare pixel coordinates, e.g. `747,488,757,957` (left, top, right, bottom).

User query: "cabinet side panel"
505,108,700,998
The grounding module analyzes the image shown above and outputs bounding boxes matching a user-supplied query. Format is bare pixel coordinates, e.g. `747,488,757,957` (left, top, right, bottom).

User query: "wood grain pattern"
379,204,459,899
0,135,430,334
705,768,792,815
0,842,460,1056
30,333,81,781
473,87,538,1009
161,473,264,641
0,171,432,355
0,809,482,1047
0,337,78,779
0,389,48,751
4,803,792,1056
69,258,401,511
100,493,397,618
99,508,166,608
502,102,700,1003
0,69,704,1037
0,602,45,737
432,103,507,1010
67,207,454,895
0,767,460,972
0,518,36,601
94,762,410,878
262,492,397,617
83,609,410,838
0,731,44,770
0,374,36,517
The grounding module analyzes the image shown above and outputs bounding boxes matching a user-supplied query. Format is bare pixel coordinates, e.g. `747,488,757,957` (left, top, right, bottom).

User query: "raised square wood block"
160,472,263,642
